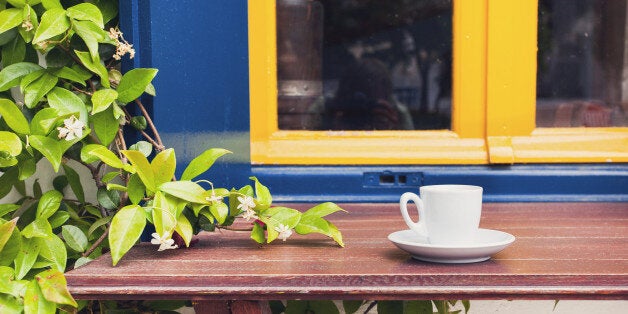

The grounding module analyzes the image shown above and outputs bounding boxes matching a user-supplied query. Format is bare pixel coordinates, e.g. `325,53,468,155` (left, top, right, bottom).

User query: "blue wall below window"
121,1,628,203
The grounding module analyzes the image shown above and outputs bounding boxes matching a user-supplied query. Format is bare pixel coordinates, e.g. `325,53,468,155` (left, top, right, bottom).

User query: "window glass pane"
276,0,453,130
537,0,628,127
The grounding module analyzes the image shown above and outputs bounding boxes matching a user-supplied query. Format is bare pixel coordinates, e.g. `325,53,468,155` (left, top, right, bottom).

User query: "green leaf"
91,88,118,114
36,234,66,272
36,269,78,307
30,107,60,135
18,4,38,44
181,148,231,181
129,140,152,157
130,115,146,130
405,301,433,314
0,204,20,217
174,214,193,247
127,173,145,205
0,99,30,134
36,189,62,220
116,68,158,103
24,280,56,314
0,228,21,267
41,0,62,10
0,131,22,156
209,201,229,224
62,164,84,203
74,50,109,88
47,210,69,229
122,149,155,192
47,87,88,124
29,135,62,171
73,257,92,268
14,237,41,280
0,8,22,34
0,218,18,252
0,62,42,92
294,215,329,235
151,148,175,186
327,221,344,247
87,215,111,237
342,301,365,314
152,191,177,237
159,181,207,204
72,20,107,60
377,301,403,314
0,167,19,199
21,218,52,238
61,225,88,252
23,72,57,108
96,187,119,210
52,66,87,86
1,32,26,66
250,176,272,209
88,145,124,168
262,206,302,229
109,205,146,266
303,202,346,218
308,301,340,314
92,106,118,146
66,3,104,28
32,8,69,44
250,222,265,244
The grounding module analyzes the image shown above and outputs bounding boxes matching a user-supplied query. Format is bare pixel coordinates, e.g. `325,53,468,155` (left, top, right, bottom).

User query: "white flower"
275,223,293,241
205,193,223,203
150,232,178,251
57,116,85,141
241,208,258,221
237,196,256,212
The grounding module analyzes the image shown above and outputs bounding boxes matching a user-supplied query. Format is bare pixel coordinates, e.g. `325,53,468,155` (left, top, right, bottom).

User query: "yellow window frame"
249,1,628,165
248,0,487,165
487,1,628,163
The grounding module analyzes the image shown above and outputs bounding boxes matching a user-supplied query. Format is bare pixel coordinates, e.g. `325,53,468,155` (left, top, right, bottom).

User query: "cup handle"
400,192,427,237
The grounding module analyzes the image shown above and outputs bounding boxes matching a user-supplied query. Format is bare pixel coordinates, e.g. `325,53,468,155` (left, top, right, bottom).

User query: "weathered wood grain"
66,203,628,303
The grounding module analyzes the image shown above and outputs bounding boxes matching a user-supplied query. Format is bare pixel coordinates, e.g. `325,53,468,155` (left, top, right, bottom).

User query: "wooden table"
65,203,628,313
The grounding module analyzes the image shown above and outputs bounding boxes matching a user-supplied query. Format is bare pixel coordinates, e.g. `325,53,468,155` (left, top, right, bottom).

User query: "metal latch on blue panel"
363,172,423,187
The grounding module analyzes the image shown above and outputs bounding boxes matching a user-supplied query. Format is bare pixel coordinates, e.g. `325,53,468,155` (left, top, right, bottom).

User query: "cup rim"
419,184,482,193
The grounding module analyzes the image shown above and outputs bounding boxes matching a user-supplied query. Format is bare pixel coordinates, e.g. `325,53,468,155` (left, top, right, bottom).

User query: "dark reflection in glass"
537,0,628,127
276,0,452,130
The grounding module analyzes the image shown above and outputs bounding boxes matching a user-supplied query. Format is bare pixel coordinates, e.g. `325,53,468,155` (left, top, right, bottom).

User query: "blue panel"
122,1,628,203
120,0,252,189
252,165,628,202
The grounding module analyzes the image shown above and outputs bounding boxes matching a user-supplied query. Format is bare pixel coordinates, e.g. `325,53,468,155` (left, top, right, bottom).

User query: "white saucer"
388,229,515,263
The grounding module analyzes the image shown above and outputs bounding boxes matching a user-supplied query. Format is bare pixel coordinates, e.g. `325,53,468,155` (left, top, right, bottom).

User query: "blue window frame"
121,0,628,203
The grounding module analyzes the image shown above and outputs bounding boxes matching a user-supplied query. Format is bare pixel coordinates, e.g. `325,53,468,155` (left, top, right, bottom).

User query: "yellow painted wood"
485,1,628,164
251,131,487,165
248,0,278,142
487,136,514,164
248,0,489,165
486,0,537,137
452,0,487,139
509,128,628,163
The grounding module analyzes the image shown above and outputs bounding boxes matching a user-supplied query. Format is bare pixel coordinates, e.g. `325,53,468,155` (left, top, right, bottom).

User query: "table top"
65,202,628,301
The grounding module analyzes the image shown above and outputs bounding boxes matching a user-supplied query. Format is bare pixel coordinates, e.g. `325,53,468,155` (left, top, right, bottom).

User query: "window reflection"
277,0,453,130
537,0,628,127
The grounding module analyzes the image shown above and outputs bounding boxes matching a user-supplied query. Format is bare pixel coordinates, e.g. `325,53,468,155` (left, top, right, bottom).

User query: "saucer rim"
387,228,516,249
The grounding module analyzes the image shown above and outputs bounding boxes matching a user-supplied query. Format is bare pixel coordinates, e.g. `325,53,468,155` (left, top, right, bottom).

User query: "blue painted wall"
120,1,628,203
120,0,252,190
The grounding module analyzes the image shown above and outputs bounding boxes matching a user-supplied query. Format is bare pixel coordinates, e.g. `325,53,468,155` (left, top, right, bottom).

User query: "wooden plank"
66,203,628,301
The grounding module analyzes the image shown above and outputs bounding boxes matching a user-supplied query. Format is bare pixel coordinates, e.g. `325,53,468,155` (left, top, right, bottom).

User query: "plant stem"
134,99,164,151
83,226,109,259
216,225,254,232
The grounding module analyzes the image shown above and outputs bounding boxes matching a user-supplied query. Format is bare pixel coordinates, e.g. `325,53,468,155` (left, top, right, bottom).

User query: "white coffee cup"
400,185,483,245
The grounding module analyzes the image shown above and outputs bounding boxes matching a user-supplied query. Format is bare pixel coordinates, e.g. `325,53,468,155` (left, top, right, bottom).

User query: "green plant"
0,1,345,312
